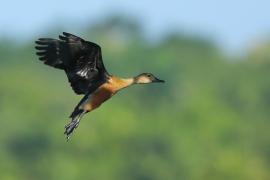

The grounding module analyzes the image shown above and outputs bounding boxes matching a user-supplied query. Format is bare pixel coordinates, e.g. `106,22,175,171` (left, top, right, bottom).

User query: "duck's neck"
110,76,135,91
119,77,135,89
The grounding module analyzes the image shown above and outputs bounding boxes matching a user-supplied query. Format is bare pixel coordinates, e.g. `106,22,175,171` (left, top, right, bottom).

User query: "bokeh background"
1,0,270,179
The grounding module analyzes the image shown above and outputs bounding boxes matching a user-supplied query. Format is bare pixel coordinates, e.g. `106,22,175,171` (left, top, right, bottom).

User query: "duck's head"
134,73,165,84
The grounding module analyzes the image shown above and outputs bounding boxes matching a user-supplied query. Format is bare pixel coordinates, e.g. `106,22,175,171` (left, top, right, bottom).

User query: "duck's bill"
153,78,165,83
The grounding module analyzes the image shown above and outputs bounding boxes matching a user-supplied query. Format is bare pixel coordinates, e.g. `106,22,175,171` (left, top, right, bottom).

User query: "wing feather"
35,32,109,94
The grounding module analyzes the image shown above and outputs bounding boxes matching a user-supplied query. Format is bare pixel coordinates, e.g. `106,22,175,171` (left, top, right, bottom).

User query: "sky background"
1,0,270,53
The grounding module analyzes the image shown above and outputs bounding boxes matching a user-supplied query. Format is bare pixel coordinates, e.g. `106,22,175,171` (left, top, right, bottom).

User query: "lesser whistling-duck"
35,32,164,139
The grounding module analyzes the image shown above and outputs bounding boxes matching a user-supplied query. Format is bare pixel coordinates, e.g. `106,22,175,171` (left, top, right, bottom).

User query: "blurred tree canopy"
0,16,270,180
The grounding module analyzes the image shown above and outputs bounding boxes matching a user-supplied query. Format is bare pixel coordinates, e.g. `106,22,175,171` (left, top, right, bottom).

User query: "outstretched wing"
35,32,110,94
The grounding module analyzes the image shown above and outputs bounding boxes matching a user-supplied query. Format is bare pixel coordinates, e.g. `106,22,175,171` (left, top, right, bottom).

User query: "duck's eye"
147,74,151,77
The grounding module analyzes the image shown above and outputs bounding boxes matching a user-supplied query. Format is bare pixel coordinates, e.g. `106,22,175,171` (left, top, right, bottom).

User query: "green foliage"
0,18,270,180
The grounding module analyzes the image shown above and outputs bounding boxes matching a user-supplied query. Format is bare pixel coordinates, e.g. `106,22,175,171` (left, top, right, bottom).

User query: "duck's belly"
83,83,116,112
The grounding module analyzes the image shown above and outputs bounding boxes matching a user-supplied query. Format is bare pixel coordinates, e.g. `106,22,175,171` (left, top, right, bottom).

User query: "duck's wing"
35,32,110,94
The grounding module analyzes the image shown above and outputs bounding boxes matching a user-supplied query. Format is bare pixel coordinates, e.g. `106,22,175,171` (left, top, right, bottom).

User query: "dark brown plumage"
36,32,109,95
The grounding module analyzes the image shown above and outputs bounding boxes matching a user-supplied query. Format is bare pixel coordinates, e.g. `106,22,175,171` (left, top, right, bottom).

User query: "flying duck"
35,32,164,140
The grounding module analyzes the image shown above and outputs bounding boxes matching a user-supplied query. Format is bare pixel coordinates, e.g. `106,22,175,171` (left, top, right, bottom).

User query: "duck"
35,32,164,140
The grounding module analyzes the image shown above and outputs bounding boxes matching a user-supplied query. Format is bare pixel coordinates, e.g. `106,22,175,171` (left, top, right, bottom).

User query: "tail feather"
69,94,90,118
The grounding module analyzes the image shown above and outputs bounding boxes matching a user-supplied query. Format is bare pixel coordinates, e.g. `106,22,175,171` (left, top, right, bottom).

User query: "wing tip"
35,46,45,50
62,32,71,36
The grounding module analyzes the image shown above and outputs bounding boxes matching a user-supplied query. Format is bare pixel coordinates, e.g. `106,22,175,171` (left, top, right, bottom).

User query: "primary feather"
35,32,109,94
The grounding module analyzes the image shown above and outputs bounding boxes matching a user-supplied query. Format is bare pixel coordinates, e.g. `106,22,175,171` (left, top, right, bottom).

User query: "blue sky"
1,0,270,53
